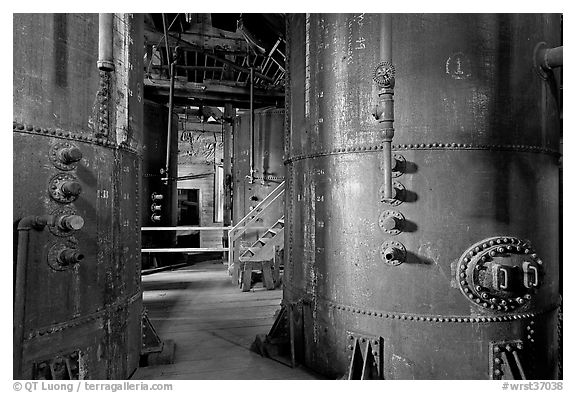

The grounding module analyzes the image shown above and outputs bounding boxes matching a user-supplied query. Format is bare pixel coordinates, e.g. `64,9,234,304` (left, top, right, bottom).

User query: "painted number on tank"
97,189,110,199
316,195,324,202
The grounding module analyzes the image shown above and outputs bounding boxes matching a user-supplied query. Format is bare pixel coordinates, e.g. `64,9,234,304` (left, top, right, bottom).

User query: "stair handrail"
228,180,285,269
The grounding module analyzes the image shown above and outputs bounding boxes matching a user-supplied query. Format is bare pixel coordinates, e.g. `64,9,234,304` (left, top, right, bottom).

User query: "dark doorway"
177,189,200,248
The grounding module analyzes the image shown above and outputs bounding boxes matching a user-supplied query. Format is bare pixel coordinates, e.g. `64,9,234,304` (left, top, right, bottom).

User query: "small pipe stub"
380,240,406,266
49,173,82,203
50,208,84,237
378,210,404,235
58,215,84,232
48,242,84,271
533,42,563,80
49,142,83,171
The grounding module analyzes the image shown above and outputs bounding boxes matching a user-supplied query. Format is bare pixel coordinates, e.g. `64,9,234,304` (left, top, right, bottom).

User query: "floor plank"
133,260,321,380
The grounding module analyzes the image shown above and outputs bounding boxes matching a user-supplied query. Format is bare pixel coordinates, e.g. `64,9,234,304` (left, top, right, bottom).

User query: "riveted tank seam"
282,287,559,323
284,143,560,164
26,291,141,340
13,122,141,156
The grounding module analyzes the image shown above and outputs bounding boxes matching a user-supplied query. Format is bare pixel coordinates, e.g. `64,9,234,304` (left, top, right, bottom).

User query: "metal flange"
378,210,404,235
48,173,82,203
380,181,405,206
49,141,82,171
373,61,396,88
380,240,406,266
47,238,83,271
49,207,83,237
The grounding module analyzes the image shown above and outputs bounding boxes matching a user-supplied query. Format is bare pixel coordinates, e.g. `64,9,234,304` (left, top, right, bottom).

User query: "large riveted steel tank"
233,108,285,225
284,14,561,379
13,14,143,379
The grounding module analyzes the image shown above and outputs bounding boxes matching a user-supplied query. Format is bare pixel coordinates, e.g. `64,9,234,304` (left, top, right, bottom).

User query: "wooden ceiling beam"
144,25,248,54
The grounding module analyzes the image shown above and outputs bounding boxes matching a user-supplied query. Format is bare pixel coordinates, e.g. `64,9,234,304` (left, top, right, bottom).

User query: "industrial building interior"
13,13,562,381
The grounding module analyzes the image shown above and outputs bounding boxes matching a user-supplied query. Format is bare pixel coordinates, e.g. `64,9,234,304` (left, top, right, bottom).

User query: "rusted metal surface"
13,14,143,379
284,14,561,379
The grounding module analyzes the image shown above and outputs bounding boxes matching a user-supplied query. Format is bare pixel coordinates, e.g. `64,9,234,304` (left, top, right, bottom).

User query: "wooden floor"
132,260,322,380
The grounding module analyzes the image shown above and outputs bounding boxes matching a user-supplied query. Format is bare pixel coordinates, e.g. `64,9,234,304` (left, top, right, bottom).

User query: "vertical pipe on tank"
378,14,395,200
97,14,115,72
164,60,176,185
14,216,52,379
249,65,255,183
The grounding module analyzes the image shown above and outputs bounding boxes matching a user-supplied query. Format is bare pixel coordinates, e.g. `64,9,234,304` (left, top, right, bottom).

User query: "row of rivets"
13,121,139,155
284,143,559,164
325,300,540,323
27,291,140,339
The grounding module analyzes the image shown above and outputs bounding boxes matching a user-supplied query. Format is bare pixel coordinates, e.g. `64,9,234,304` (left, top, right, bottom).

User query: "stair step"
267,228,278,235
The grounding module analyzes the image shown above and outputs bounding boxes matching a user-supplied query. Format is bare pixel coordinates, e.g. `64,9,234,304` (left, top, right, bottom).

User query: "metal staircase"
228,181,285,287
239,217,284,262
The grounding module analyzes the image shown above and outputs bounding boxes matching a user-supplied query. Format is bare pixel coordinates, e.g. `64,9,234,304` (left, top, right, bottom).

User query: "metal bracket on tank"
346,331,383,379
33,350,81,380
490,340,527,380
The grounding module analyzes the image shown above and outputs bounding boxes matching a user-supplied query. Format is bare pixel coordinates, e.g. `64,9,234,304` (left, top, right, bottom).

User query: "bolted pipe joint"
57,146,83,165
57,249,85,266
